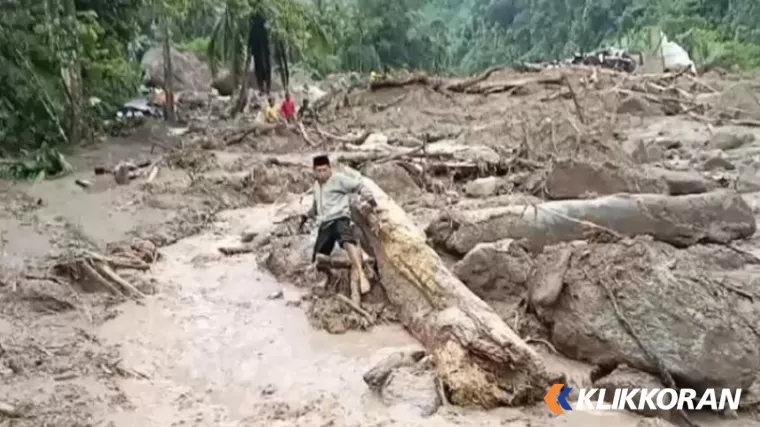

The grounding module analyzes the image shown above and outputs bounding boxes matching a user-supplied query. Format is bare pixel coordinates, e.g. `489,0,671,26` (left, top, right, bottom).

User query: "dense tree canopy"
2,0,760,177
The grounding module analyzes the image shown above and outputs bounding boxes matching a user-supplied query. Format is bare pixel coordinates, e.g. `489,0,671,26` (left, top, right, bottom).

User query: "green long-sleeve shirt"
307,172,372,226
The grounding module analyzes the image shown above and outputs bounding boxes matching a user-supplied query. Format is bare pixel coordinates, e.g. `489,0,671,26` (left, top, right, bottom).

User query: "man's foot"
359,272,371,294
315,276,328,289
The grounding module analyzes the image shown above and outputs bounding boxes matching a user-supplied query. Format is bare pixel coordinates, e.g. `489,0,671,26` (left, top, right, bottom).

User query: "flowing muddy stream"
90,203,754,427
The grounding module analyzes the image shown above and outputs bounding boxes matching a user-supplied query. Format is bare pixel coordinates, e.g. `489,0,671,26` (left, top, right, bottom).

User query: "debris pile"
522,48,641,73
51,238,159,299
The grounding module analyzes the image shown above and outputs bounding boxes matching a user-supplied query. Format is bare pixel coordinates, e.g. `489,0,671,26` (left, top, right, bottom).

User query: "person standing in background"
280,92,296,122
265,96,279,122
298,98,317,125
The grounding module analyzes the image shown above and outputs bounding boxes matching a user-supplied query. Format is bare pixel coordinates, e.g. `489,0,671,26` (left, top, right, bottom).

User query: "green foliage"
0,146,74,181
297,0,760,75
4,0,760,184
178,36,210,61
1,0,144,180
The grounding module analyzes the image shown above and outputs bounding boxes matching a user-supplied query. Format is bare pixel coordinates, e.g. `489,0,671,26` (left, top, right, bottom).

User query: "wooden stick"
218,245,255,256
92,261,146,299
336,293,374,322
315,253,375,270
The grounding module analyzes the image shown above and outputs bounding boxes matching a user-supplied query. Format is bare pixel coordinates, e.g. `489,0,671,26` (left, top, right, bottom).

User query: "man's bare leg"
347,262,360,305
344,243,370,303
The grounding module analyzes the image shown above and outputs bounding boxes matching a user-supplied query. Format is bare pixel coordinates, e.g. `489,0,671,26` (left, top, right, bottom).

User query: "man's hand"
298,214,309,232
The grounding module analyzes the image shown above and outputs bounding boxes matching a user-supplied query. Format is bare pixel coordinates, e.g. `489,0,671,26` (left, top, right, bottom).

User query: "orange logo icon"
544,383,573,415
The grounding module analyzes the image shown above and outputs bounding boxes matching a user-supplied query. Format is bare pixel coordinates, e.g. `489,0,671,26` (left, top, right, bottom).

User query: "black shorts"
312,217,356,262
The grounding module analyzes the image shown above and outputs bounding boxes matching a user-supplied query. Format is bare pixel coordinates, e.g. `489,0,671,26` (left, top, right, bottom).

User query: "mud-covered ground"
2,68,760,426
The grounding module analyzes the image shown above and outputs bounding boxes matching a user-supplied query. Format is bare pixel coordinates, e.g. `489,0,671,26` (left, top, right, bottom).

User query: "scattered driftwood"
458,74,564,95
370,73,441,91
224,122,278,145
51,239,157,299
426,191,756,255
94,158,162,186
335,141,518,181
371,93,408,112
369,69,563,95
53,252,146,299
316,127,371,146
346,168,555,408
336,293,374,323
75,179,92,189
444,65,508,92
296,121,316,146
218,244,255,256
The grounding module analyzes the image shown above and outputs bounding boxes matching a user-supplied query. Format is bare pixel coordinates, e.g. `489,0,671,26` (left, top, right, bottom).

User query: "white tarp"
659,31,697,74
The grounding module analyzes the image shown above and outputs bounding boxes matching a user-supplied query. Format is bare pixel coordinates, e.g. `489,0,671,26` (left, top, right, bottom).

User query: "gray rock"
707,132,755,150
702,155,736,171
643,166,716,195
542,159,668,199
463,176,504,198
452,239,533,301
380,365,441,417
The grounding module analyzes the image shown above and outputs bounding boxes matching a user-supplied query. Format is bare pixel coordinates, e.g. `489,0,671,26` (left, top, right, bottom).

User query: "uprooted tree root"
51,239,158,299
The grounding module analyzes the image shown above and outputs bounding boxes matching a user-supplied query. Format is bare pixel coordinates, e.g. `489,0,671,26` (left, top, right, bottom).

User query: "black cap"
313,155,330,167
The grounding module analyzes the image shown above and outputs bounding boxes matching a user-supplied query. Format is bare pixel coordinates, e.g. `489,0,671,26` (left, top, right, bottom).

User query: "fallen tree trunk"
426,191,756,255
346,168,555,408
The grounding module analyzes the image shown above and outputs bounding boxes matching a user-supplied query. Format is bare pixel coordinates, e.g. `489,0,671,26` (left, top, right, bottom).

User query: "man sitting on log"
300,155,375,304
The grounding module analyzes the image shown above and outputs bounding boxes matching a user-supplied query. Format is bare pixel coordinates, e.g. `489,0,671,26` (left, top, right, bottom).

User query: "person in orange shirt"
280,92,296,122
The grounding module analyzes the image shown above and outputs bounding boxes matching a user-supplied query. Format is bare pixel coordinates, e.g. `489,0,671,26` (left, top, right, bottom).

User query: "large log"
345,168,555,408
426,191,756,255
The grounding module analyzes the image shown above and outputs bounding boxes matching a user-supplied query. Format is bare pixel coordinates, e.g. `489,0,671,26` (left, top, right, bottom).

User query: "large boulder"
452,239,533,301
362,162,422,202
211,70,284,96
642,166,717,195
531,236,760,395
141,46,211,91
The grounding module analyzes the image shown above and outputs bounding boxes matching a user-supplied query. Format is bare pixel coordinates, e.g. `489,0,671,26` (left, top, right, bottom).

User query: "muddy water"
98,204,423,426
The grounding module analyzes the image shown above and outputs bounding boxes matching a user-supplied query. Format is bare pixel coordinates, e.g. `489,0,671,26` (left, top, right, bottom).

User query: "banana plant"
207,0,330,114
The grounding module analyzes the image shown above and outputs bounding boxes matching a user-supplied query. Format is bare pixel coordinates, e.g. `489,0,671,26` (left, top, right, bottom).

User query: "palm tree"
207,0,330,116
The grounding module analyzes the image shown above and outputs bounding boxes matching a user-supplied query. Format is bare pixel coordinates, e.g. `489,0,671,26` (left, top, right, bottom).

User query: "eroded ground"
2,68,760,426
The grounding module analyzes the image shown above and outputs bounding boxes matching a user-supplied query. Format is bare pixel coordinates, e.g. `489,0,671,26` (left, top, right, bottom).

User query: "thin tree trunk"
230,53,251,117
160,8,176,122
60,0,84,144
